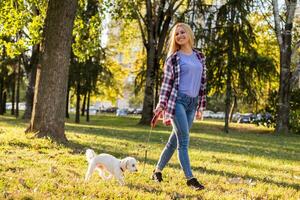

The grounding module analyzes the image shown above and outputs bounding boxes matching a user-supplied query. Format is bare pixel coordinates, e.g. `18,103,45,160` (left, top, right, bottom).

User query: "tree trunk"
2,91,6,114
229,94,237,122
275,41,291,134
11,69,16,115
81,92,86,116
66,83,70,118
224,67,232,132
139,47,156,125
24,44,40,120
86,90,90,122
137,0,177,125
272,0,297,134
27,0,77,142
0,77,3,115
15,58,21,118
154,56,159,107
224,9,235,133
75,80,80,123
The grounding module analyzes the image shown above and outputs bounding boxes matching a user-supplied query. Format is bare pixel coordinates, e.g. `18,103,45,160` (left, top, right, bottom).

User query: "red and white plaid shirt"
157,49,207,125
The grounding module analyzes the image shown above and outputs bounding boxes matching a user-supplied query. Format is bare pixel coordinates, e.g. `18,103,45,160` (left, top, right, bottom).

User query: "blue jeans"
156,92,198,179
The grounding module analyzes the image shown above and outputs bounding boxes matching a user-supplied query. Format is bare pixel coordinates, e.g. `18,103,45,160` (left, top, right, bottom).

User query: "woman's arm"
197,53,207,112
156,58,174,110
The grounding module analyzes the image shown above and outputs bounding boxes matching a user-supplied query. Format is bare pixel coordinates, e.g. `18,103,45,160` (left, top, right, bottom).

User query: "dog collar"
120,161,125,172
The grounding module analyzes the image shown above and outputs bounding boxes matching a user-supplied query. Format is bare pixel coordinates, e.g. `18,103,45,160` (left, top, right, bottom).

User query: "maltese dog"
84,149,138,185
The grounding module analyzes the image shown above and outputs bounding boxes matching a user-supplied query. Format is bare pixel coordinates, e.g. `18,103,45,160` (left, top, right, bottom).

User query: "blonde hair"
167,23,195,57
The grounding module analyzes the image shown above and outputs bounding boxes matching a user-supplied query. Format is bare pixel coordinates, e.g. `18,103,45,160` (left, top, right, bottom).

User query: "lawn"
0,114,299,200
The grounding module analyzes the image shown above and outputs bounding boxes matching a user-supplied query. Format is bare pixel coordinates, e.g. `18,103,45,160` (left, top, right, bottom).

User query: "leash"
141,110,162,174
141,125,153,174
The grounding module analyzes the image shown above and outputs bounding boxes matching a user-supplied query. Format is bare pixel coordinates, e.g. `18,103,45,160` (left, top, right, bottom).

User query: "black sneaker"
151,171,163,182
186,178,205,190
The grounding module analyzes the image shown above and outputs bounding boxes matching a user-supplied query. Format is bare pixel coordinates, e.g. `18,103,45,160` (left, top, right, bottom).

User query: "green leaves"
0,0,47,58
72,0,104,62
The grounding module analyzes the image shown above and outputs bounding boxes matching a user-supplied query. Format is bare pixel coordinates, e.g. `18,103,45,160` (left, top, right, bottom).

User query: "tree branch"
137,16,148,48
272,0,283,46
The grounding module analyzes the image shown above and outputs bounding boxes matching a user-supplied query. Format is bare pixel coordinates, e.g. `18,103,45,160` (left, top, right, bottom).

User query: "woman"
151,23,206,190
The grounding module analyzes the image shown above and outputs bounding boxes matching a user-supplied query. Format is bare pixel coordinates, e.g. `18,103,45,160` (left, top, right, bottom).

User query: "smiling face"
174,26,190,47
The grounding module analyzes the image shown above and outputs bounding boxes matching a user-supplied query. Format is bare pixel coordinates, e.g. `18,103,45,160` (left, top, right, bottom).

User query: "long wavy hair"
167,23,195,57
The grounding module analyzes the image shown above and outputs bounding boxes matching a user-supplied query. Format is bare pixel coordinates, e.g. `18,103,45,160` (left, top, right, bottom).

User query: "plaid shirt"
157,49,207,125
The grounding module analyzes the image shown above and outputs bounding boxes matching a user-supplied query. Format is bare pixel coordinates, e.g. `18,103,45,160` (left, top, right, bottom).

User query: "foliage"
191,1,279,114
0,0,47,58
94,58,128,104
72,0,105,62
0,115,300,199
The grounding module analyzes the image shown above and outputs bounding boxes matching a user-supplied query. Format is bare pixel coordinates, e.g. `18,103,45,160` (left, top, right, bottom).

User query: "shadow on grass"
64,119,300,162
126,182,204,199
1,115,299,192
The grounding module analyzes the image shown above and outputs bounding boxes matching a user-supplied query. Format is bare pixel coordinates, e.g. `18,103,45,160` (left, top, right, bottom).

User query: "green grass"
0,114,299,200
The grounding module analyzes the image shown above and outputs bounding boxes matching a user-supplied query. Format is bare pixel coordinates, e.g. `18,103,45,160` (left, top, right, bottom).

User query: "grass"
0,114,299,200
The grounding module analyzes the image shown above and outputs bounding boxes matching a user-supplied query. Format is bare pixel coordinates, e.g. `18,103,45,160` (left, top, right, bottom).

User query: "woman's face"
175,26,190,47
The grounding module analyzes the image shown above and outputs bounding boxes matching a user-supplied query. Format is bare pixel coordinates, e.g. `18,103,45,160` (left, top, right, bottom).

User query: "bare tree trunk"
24,44,40,120
0,78,3,115
15,58,21,118
86,90,90,122
11,69,16,115
81,92,86,116
27,0,77,142
154,57,159,107
137,0,182,125
66,83,70,118
2,91,6,114
24,4,40,120
229,94,237,122
140,47,156,124
224,8,235,133
224,67,232,132
272,0,297,134
75,80,80,124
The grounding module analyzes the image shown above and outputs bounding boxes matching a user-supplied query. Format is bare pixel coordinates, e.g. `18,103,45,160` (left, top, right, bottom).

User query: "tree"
190,1,277,132
203,0,258,132
271,0,298,134
70,0,109,123
27,0,77,142
113,0,187,125
23,1,47,120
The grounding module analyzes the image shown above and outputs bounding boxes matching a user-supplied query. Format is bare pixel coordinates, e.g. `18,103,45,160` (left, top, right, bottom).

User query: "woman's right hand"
151,106,163,127
154,106,163,116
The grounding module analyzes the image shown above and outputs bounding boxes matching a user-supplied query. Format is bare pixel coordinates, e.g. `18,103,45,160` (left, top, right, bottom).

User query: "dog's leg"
114,170,125,186
116,175,125,186
96,168,106,180
85,162,97,182
96,168,113,180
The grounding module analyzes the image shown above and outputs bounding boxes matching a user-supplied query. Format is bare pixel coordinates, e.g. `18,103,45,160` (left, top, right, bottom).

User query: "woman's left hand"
196,111,203,120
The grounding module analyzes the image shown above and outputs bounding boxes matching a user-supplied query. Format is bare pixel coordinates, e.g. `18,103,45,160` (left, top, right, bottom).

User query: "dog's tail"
85,149,97,163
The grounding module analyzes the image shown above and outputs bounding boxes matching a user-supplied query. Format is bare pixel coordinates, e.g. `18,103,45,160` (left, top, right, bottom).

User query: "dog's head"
120,157,138,172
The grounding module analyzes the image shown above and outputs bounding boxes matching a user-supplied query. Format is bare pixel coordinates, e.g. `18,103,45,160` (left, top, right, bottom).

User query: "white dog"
84,149,138,185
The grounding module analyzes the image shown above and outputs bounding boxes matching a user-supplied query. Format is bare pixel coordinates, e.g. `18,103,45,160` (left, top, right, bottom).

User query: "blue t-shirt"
178,51,203,97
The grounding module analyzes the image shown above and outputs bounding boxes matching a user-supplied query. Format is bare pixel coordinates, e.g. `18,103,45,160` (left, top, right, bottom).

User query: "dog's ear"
120,158,128,170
